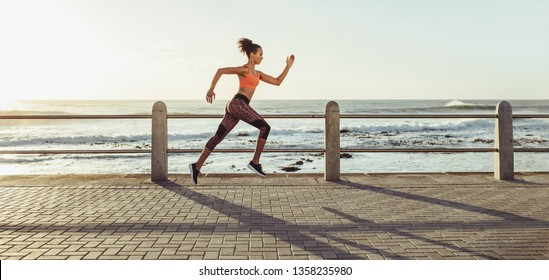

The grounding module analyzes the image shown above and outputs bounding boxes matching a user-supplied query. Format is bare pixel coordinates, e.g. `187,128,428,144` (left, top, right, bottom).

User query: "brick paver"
0,173,548,260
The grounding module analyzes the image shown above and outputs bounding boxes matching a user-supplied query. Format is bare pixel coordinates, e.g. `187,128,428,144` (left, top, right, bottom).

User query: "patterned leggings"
205,94,271,151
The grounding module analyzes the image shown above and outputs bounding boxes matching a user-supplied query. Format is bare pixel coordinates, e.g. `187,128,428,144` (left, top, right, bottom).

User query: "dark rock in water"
340,129,351,133
237,132,249,136
473,138,494,144
295,160,304,165
340,153,353,159
389,140,401,146
282,166,300,172
381,131,398,136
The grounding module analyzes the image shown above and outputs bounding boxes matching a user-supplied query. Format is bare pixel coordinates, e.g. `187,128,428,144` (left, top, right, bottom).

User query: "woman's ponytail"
237,38,261,58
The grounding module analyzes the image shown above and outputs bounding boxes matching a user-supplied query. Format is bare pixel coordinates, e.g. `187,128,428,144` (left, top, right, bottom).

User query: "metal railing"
2,101,548,181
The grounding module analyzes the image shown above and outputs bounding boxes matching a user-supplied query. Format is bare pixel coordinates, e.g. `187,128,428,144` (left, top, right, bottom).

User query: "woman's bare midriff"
237,88,255,101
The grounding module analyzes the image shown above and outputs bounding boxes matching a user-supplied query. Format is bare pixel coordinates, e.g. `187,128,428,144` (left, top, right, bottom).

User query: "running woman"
189,38,295,184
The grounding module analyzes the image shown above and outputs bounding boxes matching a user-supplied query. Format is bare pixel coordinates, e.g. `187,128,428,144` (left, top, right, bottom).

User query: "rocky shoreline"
279,153,353,172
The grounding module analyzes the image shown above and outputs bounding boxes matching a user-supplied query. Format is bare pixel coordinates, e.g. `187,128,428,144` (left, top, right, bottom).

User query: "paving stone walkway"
1,173,548,260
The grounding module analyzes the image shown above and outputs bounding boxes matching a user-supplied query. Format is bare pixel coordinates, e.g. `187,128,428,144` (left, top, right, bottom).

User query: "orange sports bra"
239,66,260,90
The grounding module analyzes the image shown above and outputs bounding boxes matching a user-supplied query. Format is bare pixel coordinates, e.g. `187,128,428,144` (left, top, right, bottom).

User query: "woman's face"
251,48,263,65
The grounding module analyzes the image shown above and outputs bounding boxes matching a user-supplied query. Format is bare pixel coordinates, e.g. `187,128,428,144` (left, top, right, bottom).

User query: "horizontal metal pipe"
0,114,323,120
514,148,549,152
341,148,497,153
167,114,326,119
513,114,549,119
339,114,497,119
168,148,498,153
167,148,325,153
0,149,151,154
0,115,152,119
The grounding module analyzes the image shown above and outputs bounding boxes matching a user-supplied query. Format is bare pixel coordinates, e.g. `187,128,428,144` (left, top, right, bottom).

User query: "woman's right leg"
228,101,271,165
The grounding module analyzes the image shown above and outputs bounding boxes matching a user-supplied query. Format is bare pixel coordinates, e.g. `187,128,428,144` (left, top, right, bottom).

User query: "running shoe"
247,161,267,177
189,163,201,184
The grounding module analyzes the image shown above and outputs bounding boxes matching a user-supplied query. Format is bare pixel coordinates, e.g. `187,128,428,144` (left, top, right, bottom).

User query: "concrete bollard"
325,101,340,181
494,101,514,180
152,101,168,182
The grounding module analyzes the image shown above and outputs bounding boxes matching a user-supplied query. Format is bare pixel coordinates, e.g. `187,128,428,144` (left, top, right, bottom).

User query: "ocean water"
1,99,548,175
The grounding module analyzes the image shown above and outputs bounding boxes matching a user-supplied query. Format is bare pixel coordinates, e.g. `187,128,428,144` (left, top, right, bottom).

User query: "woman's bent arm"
206,66,247,103
259,55,294,86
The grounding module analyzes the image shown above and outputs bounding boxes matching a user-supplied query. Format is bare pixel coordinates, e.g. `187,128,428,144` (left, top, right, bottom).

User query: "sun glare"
1,1,108,100
0,100,26,112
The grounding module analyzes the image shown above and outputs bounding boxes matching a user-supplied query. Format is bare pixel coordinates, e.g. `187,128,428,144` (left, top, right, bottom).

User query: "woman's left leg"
198,107,240,170
252,138,267,165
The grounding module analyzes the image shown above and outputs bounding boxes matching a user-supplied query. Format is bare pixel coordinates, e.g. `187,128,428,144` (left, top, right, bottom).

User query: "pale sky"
1,0,548,100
